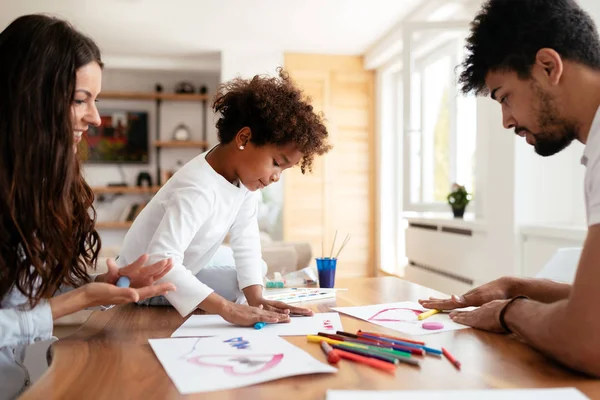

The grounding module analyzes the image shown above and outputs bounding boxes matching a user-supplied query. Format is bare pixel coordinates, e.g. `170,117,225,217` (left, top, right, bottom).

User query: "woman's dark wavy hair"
213,67,331,173
0,14,102,306
459,0,600,95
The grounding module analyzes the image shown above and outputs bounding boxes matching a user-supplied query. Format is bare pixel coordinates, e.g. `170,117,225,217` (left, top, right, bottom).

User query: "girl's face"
236,140,303,191
72,61,102,153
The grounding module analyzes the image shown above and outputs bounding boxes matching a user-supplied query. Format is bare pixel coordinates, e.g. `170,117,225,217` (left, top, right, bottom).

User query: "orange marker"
442,347,461,370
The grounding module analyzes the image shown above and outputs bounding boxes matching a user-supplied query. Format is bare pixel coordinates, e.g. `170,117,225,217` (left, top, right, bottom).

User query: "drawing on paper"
181,338,282,376
149,334,337,394
368,308,424,324
224,337,251,350
187,354,284,376
332,302,472,336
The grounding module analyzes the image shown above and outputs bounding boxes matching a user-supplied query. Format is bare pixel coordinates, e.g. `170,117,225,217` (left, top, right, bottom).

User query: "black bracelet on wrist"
498,295,528,333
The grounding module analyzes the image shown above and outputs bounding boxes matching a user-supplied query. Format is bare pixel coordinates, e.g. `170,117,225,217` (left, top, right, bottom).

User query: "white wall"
221,50,284,82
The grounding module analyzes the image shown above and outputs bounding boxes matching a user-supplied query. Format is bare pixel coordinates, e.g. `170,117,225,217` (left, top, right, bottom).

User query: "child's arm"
228,193,265,297
145,188,219,316
230,193,313,316
142,189,290,324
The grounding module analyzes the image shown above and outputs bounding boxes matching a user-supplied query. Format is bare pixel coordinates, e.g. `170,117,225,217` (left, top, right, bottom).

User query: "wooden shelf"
99,91,209,102
92,186,161,195
154,140,208,148
95,221,133,229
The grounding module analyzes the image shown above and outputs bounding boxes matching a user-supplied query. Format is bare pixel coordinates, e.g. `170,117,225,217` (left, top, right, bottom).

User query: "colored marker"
320,341,340,364
334,348,396,374
116,276,130,288
357,330,425,345
317,332,348,341
332,344,420,367
331,344,398,364
418,309,441,320
330,333,424,356
309,335,412,359
358,333,442,355
442,347,461,370
254,322,266,330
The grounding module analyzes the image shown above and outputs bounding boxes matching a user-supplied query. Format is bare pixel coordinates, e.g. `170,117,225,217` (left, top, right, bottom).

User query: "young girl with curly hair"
117,68,331,325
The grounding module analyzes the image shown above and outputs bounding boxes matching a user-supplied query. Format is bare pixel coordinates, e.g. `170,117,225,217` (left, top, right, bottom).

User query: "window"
404,36,476,211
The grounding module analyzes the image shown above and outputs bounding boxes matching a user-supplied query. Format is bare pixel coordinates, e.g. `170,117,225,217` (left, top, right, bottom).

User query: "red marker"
320,340,340,364
335,348,396,375
442,347,461,370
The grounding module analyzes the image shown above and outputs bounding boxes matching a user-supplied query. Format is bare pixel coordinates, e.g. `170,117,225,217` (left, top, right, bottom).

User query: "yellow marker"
306,335,369,350
418,309,441,320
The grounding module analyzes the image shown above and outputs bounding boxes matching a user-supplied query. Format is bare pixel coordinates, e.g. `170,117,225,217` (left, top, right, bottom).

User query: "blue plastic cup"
316,257,337,288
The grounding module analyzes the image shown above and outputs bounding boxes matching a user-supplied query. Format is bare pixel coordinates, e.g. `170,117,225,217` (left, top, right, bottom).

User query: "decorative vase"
452,207,465,218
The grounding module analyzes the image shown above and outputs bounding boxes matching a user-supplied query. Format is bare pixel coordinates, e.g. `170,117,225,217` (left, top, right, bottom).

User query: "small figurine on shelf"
136,171,152,188
172,123,191,141
174,81,196,94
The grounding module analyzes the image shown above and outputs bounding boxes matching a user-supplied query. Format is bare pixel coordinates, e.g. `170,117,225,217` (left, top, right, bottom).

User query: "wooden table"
23,277,600,399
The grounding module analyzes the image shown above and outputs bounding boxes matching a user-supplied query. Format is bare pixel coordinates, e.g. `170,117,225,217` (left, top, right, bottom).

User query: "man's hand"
95,254,173,288
448,299,510,333
419,277,515,311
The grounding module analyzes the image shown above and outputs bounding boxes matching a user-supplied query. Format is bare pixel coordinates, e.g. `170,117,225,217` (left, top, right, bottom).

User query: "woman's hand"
95,254,173,287
50,280,176,320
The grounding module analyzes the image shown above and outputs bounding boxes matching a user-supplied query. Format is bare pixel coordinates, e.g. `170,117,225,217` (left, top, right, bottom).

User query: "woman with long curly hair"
0,14,175,398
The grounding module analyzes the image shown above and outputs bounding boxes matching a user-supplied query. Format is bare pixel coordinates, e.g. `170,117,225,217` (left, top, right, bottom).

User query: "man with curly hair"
117,68,331,326
419,0,600,376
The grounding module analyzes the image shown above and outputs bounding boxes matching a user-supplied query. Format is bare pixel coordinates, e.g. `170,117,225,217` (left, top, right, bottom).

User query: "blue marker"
254,322,266,330
116,276,130,288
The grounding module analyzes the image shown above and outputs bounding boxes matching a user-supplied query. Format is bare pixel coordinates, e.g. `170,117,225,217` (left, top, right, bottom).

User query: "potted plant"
447,183,472,218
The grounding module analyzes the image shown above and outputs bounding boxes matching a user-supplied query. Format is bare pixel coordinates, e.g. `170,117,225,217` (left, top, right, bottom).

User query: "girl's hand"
95,254,174,288
220,303,290,327
247,297,314,316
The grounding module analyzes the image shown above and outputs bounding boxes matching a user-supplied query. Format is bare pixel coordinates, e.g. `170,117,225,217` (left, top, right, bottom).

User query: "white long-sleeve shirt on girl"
116,150,264,317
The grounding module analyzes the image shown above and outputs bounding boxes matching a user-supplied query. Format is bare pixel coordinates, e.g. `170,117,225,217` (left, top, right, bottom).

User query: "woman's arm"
0,301,53,349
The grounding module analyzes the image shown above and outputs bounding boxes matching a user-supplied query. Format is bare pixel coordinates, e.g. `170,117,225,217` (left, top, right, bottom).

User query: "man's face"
485,70,578,156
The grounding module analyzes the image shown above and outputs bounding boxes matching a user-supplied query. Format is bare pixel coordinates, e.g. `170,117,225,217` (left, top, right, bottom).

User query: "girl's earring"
239,145,245,150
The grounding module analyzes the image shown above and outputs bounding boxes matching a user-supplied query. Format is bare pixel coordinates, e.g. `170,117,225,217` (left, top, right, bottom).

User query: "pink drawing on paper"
187,354,284,376
368,308,424,324
323,319,334,330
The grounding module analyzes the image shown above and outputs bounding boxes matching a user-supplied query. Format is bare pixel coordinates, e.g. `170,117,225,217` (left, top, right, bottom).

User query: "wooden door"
283,54,375,278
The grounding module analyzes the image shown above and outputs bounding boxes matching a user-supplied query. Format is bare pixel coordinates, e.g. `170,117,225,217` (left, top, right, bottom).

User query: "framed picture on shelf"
84,109,150,164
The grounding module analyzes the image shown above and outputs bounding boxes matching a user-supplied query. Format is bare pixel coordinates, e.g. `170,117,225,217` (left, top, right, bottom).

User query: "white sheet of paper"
326,388,589,400
150,333,336,394
331,302,470,336
171,312,343,337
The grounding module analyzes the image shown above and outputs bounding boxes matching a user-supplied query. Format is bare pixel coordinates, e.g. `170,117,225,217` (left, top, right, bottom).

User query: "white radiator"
404,220,486,295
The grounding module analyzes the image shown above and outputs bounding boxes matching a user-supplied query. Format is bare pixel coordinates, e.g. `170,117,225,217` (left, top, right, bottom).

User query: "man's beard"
529,84,578,157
